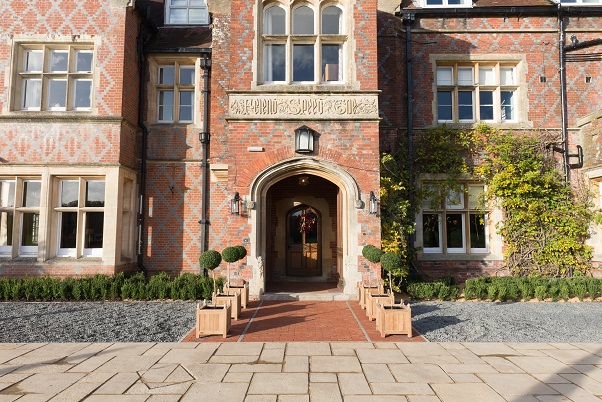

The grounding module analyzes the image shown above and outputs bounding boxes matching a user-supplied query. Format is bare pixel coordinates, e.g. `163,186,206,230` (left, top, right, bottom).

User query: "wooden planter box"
196,301,231,339
375,302,412,338
366,292,394,321
358,280,384,309
212,292,241,320
227,282,249,309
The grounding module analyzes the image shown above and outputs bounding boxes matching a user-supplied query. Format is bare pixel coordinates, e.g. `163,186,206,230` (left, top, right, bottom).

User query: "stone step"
260,292,353,301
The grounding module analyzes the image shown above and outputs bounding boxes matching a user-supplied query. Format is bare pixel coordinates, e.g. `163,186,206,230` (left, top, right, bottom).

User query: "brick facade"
1,0,601,290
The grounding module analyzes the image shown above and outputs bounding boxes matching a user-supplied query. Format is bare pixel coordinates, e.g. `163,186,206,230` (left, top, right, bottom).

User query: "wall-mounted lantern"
369,191,378,214
295,125,314,153
230,192,240,215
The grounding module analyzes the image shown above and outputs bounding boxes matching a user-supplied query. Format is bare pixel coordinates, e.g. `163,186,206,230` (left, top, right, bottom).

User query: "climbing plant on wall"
473,124,597,277
380,123,598,280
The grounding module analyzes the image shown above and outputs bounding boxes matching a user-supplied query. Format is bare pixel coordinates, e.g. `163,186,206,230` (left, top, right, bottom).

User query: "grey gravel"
0,300,600,343
410,301,602,343
0,301,196,343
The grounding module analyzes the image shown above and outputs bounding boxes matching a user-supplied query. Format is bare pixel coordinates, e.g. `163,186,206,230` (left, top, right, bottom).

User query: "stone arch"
245,156,364,297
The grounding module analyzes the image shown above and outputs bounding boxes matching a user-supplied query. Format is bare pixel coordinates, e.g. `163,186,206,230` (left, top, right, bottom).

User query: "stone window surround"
415,174,504,261
429,54,531,129
147,55,202,125
0,177,41,258
421,0,472,8
253,0,358,91
0,166,136,265
5,35,100,116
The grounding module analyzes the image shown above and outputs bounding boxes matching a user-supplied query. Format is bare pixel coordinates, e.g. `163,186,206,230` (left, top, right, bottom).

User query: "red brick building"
0,0,601,294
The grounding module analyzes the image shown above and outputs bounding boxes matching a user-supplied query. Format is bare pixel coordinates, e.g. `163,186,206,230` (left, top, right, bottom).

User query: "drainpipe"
136,15,150,278
198,54,212,269
558,5,570,182
403,13,416,257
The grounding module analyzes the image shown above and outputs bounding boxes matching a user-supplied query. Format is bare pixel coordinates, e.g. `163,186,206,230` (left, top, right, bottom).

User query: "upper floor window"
423,0,472,7
559,0,602,4
14,44,93,112
156,62,196,123
261,2,345,84
165,0,209,25
436,62,519,124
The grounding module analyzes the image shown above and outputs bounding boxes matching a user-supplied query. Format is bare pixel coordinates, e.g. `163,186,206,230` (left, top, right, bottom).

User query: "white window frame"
0,178,41,258
15,44,94,112
436,62,519,124
165,0,209,25
55,178,105,258
559,0,602,4
156,62,196,123
260,1,346,85
423,0,472,7
421,183,489,255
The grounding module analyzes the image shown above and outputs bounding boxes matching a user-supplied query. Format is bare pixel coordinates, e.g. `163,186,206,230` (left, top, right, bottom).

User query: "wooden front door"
287,206,321,276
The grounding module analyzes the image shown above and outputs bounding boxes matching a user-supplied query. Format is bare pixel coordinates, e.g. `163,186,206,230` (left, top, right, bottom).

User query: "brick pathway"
182,300,425,342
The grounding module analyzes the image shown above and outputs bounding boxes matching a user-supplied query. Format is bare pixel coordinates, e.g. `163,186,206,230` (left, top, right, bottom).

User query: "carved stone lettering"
228,94,379,120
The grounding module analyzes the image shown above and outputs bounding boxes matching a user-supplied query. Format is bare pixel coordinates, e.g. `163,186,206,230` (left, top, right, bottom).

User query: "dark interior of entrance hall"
265,174,341,292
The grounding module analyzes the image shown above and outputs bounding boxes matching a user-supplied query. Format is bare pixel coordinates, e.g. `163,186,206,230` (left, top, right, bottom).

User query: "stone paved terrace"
0,342,601,400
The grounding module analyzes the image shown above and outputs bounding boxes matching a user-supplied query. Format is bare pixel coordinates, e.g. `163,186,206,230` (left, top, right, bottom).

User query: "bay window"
0,178,41,257
165,0,209,25
56,178,105,257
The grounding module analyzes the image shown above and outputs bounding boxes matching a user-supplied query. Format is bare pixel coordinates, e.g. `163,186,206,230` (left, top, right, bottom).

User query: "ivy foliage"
473,124,597,277
380,123,598,279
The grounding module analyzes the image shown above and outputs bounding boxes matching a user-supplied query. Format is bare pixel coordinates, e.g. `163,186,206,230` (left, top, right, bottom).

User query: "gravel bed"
0,300,600,343
410,301,602,343
0,301,196,343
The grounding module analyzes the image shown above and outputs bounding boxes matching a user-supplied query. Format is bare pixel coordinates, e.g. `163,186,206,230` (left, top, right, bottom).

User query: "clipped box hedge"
0,272,224,302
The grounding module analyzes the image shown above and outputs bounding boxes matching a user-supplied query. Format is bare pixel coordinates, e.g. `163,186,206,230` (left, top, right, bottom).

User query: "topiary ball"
362,245,382,263
222,246,239,263
199,250,222,271
234,245,247,261
381,252,402,273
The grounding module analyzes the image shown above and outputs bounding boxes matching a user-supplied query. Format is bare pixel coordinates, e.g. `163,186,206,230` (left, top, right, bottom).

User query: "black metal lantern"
369,191,378,214
294,125,314,153
230,192,240,215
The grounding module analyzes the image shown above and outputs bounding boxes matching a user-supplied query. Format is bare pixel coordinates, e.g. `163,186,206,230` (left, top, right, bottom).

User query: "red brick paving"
182,300,426,343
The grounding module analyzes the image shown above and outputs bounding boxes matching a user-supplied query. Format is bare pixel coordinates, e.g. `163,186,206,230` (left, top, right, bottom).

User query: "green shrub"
516,278,534,300
464,277,489,300
487,283,498,301
221,247,240,263
569,278,587,301
585,277,600,299
362,245,382,263
234,245,247,261
147,272,172,300
534,285,547,301
199,250,222,271
559,282,570,301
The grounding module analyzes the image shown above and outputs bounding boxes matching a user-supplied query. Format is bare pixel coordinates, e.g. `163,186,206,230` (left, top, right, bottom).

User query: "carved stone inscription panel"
228,94,379,120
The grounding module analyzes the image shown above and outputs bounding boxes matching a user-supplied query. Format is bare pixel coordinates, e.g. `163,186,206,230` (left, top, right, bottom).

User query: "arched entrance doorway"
265,175,337,290
245,157,364,298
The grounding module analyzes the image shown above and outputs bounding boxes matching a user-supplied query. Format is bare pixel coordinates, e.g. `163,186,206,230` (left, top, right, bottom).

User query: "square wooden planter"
227,282,249,309
375,302,412,338
366,292,394,321
358,280,384,310
212,292,241,320
196,301,232,339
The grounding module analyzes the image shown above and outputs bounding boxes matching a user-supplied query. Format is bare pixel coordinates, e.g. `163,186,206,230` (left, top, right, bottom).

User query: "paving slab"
370,382,434,395
215,343,264,356
463,343,523,356
478,373,558,396
337,373,371,395
356,348,408,364
310,356,362,373
549,383,601,402
389,363,453,383
309,382,343,402
560,374,602,395
431,383,506,402
543,349,602,365
345,397,408,402
362,363,396,383
310,373,337,383
286,343,331,356
12,372,85,395
507,357,579,374
93,372,138,395
94,355,161,373
158,348,216,365
248,373,308,395
283,355,308,372
181,382,248,402
183,363,229,382
260,348,285,363
397,343,451,356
